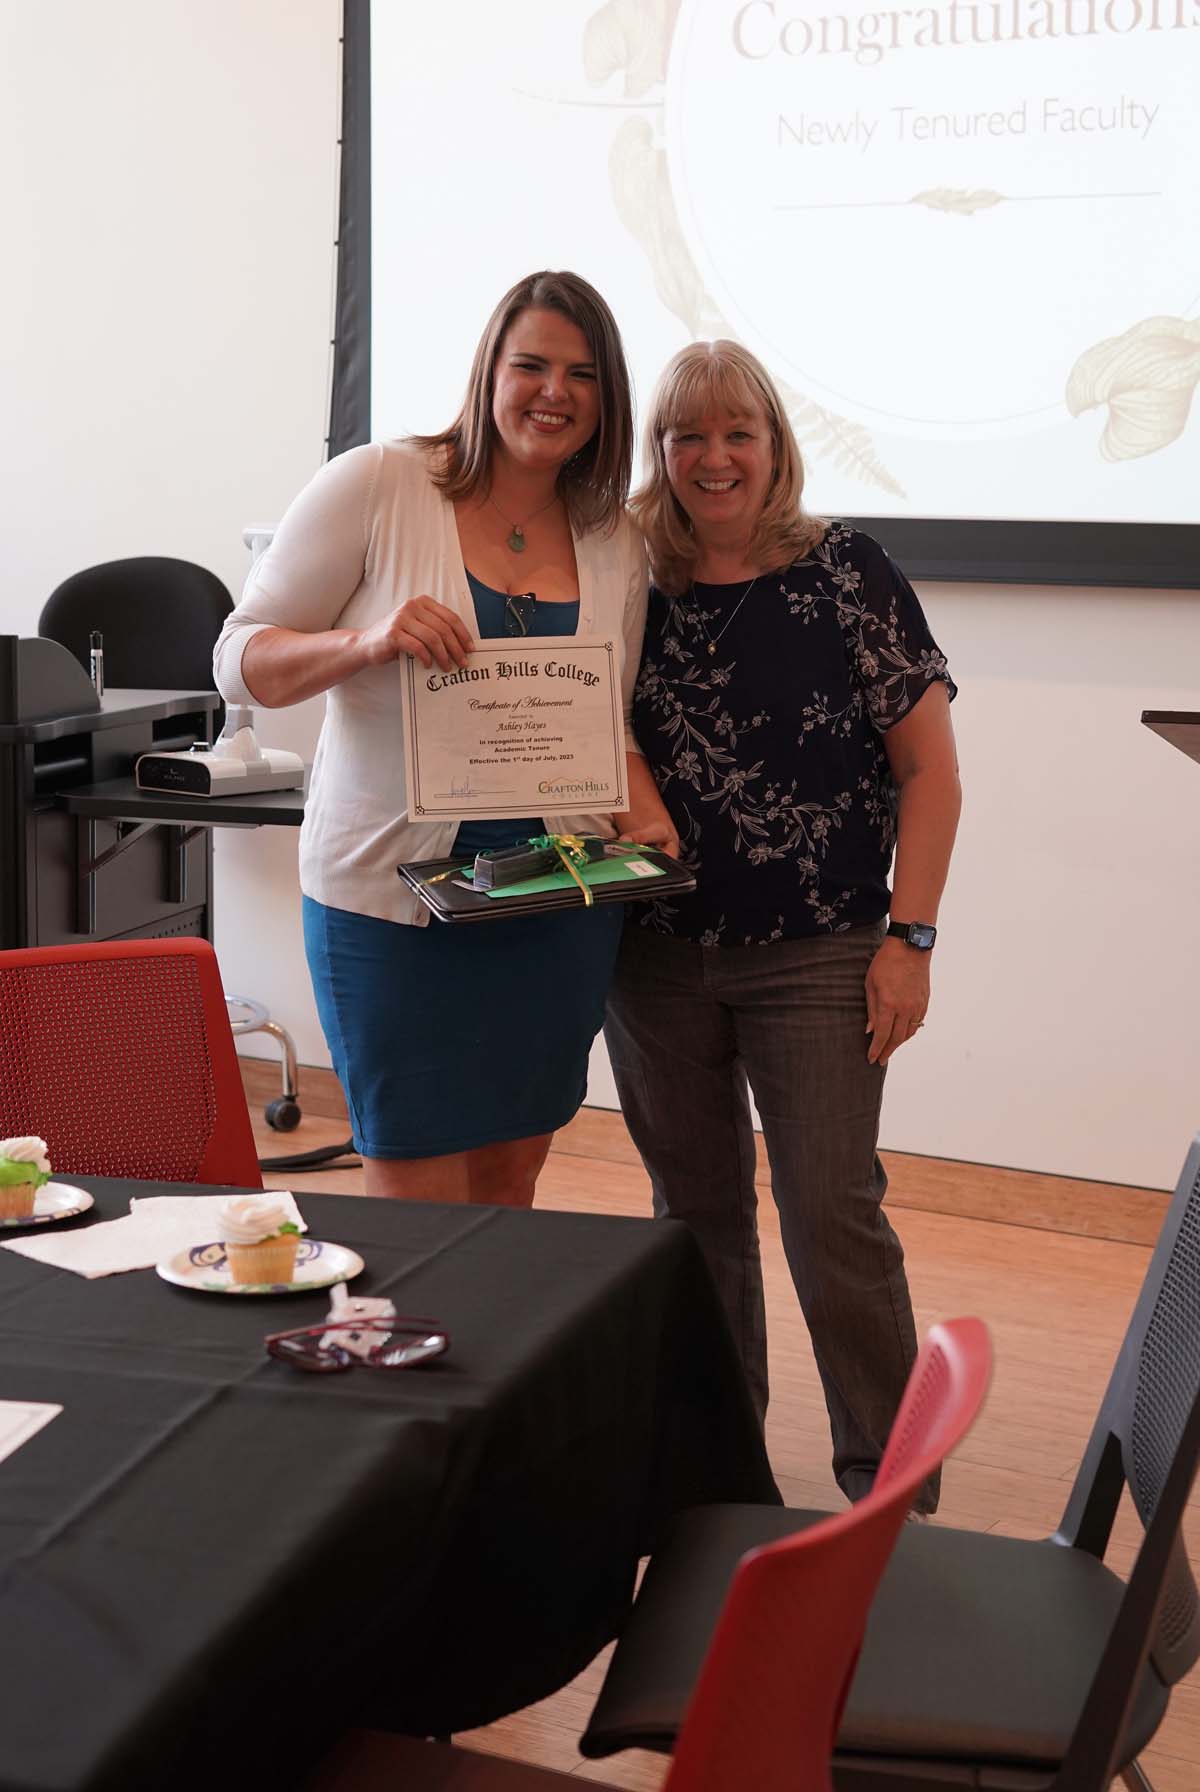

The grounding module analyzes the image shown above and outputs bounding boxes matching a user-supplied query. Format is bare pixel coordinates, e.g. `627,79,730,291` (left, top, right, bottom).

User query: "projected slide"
371,0,1200,528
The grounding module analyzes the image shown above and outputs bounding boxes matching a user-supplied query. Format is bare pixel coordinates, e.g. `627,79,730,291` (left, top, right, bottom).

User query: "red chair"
0,938,261,1187
583,1317,992,1792
307,1319,991,1792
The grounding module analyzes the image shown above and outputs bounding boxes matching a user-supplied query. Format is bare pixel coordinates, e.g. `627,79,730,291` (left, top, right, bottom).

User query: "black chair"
39,556,310,1141
39,555,235,717
581,1135,1200,1792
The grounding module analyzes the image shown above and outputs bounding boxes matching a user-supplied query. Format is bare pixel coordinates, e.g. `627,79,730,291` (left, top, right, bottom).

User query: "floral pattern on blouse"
631,526,955,945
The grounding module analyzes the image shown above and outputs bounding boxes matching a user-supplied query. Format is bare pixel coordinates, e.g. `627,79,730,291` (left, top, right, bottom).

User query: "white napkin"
0,1401,61,1464
0,1192,306,1279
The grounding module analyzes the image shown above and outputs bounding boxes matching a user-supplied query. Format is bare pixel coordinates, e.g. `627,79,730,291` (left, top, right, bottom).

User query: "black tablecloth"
0,1185,776,1791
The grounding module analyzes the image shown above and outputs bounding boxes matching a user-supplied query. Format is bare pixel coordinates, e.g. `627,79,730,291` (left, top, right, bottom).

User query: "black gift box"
471,837,607,890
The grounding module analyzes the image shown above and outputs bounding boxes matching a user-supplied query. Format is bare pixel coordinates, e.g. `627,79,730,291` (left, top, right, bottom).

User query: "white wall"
0,0,338,1065
4,3,1198,1189
584,581,1200,1191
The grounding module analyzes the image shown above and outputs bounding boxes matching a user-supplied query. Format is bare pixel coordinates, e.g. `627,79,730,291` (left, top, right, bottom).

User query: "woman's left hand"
615,753,681,857
865,939,931,1065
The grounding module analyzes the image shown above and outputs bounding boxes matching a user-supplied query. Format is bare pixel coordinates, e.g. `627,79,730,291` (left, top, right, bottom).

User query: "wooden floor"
250,1091,1200,1791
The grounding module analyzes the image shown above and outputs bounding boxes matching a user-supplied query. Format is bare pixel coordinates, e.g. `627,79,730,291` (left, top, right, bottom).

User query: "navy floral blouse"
631,525,956,945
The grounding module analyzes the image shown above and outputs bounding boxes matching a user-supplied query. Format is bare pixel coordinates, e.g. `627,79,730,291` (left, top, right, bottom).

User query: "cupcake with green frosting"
0,1137,52,1221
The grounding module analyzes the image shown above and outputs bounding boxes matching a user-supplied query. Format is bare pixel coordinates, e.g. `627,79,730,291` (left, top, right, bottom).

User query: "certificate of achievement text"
401,635,627,821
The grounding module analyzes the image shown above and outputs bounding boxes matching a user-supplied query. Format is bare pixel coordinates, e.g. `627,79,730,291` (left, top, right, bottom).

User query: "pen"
89,631,105,697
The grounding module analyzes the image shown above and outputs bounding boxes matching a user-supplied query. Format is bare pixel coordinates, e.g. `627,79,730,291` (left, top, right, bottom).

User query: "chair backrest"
1050,1135,1200,1788
39,557,233,700
662,1317,992,1792
1058,1135,1200,1674
0,939,261,1187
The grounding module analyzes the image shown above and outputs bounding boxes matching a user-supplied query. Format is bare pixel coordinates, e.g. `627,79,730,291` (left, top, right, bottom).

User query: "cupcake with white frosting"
218,1194,301,1285
0,1137,52,1221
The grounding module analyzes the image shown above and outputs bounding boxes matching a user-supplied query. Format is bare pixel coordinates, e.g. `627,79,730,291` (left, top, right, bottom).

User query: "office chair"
306,1319,992,1792
39,556,307,1139
39,555,235,702
581,1137,1200,1792
0,938,261,1186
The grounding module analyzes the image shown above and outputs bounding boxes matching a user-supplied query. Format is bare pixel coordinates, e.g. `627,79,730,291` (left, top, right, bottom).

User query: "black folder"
398,846,696,923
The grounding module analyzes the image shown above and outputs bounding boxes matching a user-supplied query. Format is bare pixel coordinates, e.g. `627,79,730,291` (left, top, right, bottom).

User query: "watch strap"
886,920,937,949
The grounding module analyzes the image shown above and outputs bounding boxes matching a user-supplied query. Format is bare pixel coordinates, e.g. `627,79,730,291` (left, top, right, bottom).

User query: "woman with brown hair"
605,340,960,1511
215,271,671,1205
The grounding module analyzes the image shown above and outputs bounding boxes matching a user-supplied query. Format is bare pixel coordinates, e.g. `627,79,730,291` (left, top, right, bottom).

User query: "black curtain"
327,0,371,457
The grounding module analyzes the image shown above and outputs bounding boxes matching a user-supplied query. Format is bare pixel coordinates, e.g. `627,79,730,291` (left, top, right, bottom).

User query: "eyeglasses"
504,592,537,636
264,1317,450,1372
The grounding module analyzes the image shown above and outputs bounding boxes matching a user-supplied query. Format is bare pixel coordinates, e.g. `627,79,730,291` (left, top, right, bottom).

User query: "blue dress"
302,575,624,1160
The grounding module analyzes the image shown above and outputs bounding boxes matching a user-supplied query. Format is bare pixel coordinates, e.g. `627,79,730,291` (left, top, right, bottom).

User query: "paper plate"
0,1182,95,1229
156,1238,365,1296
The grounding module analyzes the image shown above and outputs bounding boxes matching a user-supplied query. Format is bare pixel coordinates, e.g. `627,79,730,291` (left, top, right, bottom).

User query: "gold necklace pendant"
508,526,526,553
696,574,759,659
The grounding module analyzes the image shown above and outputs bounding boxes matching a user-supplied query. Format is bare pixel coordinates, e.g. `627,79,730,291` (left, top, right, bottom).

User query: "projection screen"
330,0,1200,585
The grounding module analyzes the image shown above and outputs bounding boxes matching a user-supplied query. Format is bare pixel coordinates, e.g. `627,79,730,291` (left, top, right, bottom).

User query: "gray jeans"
604,920,938,1513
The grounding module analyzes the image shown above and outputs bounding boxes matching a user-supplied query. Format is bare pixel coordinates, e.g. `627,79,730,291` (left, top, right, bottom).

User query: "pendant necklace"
488,490,559,554
694,575,759,656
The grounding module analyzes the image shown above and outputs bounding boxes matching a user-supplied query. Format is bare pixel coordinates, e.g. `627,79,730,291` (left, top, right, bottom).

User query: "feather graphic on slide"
1066,316,1200,460
608,119,721,334
782,396,907,500
911,188,1005,215
583,0,680,97
607,120,905,498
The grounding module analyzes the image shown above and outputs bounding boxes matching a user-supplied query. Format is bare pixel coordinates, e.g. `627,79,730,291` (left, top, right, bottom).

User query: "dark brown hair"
411,271,634,536
631,340,826,595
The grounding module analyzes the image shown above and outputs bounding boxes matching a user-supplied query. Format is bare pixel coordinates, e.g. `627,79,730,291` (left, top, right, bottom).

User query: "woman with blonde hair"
215,271,672,1206
605,340,960,1511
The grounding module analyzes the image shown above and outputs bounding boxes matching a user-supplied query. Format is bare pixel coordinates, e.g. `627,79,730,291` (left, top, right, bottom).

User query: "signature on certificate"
434,778,518,800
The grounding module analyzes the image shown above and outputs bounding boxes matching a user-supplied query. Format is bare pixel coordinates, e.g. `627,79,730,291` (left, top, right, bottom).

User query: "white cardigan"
214,441,649,926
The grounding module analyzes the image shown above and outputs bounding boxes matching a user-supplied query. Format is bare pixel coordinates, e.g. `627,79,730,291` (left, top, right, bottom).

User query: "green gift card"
481,855,665,900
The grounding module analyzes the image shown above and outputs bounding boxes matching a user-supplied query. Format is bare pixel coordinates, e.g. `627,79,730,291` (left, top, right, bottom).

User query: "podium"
0,634,303,950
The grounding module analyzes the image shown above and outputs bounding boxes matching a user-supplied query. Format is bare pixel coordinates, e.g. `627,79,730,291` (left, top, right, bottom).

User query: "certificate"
402,635,627,821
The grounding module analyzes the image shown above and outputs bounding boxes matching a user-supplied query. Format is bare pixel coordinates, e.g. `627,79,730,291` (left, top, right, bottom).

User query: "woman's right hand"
358,597,474,673
616,817,681,858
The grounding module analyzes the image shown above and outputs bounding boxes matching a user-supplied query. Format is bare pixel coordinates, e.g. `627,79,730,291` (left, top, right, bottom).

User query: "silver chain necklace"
488,489,559,554
692,575,759,656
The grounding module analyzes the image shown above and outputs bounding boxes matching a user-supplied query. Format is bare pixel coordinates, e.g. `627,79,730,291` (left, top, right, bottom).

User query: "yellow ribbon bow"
528,833,595,906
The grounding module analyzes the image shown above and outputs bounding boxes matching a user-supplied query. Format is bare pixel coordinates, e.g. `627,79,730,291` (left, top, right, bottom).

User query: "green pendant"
508,526,526,553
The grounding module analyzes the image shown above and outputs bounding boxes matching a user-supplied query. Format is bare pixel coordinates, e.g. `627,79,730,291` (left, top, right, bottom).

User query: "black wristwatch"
887,920,937,950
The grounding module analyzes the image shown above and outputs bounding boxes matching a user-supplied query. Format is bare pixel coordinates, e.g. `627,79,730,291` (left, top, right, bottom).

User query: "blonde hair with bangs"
630,341,826,595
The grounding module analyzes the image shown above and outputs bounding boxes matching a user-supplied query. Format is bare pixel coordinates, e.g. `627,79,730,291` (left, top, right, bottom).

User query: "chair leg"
256,1017,299,1103
228,997,360,1170
1119,1761,1156,1792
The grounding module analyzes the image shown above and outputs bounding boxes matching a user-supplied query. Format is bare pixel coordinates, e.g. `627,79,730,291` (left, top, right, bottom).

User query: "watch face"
909,924,937,949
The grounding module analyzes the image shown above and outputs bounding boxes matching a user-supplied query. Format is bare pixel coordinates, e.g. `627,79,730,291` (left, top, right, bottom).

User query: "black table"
57,771,307,944
0,1185,775,1792
58,774,306,830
